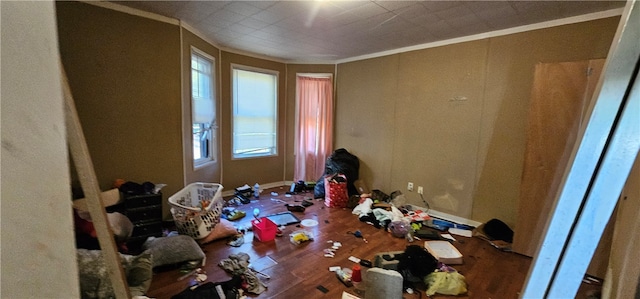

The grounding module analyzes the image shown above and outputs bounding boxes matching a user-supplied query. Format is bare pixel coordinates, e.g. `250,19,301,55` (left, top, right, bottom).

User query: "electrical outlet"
407,182,414,191
418,186,423,195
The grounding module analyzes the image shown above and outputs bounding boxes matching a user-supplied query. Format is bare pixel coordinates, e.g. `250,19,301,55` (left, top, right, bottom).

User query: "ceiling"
115,1,625,63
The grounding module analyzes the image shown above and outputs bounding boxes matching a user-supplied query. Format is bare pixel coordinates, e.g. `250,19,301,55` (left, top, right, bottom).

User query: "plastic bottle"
352,264,364,295
254,183,260,198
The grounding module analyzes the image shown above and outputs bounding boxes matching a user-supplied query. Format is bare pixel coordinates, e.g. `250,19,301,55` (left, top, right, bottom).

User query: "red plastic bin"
252,217,277,242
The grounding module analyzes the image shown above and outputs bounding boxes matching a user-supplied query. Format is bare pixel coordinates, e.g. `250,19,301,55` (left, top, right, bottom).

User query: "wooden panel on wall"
472,17,619,227
513,60,612,279
513,60,593,256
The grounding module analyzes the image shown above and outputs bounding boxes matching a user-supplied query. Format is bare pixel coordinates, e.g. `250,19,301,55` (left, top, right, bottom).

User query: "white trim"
428,209,483,228
229,63,280,160
221,181,288,197
336,8,624,64
221,181,484,228
181,21,219,49
82,1,622,65
217,46,224,184
297,73,333,79
183,19,290,64
230,63,280,77
283,66,289,183
80,1,179,25
287,59,337,65
191,46,216,63
190,47,217,168
82,2,289,64
407,204,483,228
219,45,290,65
180,25,188,186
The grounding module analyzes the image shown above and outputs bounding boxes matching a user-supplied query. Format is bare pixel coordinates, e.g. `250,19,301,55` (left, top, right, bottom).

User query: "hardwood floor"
146,186,600,299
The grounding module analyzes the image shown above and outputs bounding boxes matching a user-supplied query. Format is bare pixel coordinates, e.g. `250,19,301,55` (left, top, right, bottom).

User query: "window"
232,66,278,159
191,49,216,167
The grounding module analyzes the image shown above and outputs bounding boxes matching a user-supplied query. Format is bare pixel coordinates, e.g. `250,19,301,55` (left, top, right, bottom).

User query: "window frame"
230,64,279,160
190,47,217,169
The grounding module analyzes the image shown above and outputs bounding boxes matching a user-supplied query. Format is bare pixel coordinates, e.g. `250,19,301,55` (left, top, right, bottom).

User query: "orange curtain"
294,76,333,182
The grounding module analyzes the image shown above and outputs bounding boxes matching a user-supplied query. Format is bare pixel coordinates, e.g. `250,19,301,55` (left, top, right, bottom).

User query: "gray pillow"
142,235,205,268
76,249,153,299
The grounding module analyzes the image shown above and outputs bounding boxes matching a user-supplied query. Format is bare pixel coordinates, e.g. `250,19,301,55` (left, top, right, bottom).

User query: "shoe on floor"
285,204,305,212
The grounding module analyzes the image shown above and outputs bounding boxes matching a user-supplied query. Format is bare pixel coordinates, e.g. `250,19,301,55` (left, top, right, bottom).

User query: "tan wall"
284,64,336,181
335,55,400,193
474,17,620,227
181,29,221,185
56,2,183,218
54,2,337,211
335,17,619,224
55,1,619,226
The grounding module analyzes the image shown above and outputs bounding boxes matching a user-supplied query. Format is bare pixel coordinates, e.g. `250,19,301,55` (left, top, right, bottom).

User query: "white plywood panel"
1,1,79,297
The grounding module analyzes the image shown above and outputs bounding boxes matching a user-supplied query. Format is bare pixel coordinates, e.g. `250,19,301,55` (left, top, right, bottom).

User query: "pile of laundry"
350,190,432,241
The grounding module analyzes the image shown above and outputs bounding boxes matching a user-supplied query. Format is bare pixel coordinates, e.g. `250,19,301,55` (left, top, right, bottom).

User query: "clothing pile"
218,253,267,295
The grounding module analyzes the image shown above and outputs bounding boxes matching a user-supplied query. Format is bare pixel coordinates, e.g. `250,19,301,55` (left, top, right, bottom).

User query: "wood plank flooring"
146,186,601,299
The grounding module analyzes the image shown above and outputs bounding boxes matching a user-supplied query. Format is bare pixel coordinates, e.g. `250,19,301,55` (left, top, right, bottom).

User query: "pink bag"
324,174,348,208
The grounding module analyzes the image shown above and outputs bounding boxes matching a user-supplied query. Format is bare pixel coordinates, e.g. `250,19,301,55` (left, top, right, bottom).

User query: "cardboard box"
424,241,463,265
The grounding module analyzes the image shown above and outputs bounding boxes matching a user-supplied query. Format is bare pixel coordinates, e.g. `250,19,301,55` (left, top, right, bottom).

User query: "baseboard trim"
221,182,483,227
409,205,483,228
221,181,289,197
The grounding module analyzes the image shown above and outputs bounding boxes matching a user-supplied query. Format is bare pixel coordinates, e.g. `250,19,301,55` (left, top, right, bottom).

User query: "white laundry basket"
169,182,224,239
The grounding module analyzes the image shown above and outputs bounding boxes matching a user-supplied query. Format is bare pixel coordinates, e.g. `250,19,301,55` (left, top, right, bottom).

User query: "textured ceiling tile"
224,2,263,17
435,4,475,20
473,5,519,24
372,0,418,12
209,9,246,24
226,23,257,35
395,3,433,20
445,13,484,30
114,0,621,62
239,16,271,30
345,1,389,19
422,1,465,13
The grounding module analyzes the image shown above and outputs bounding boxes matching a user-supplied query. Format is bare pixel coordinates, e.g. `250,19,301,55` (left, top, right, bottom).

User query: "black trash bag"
313,148,360,198
483,218,514,243
397,245,439,289
171,276,242,299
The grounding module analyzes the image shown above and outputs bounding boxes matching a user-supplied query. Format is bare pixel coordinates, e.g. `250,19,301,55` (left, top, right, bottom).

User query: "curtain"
294,76,333,182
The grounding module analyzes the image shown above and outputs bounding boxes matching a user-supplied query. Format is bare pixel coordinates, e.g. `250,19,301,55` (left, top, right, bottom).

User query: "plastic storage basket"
169,182,224,239
251,217,277,242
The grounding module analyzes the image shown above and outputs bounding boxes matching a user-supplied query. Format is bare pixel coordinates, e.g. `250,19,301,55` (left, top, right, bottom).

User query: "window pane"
232,67,277,158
